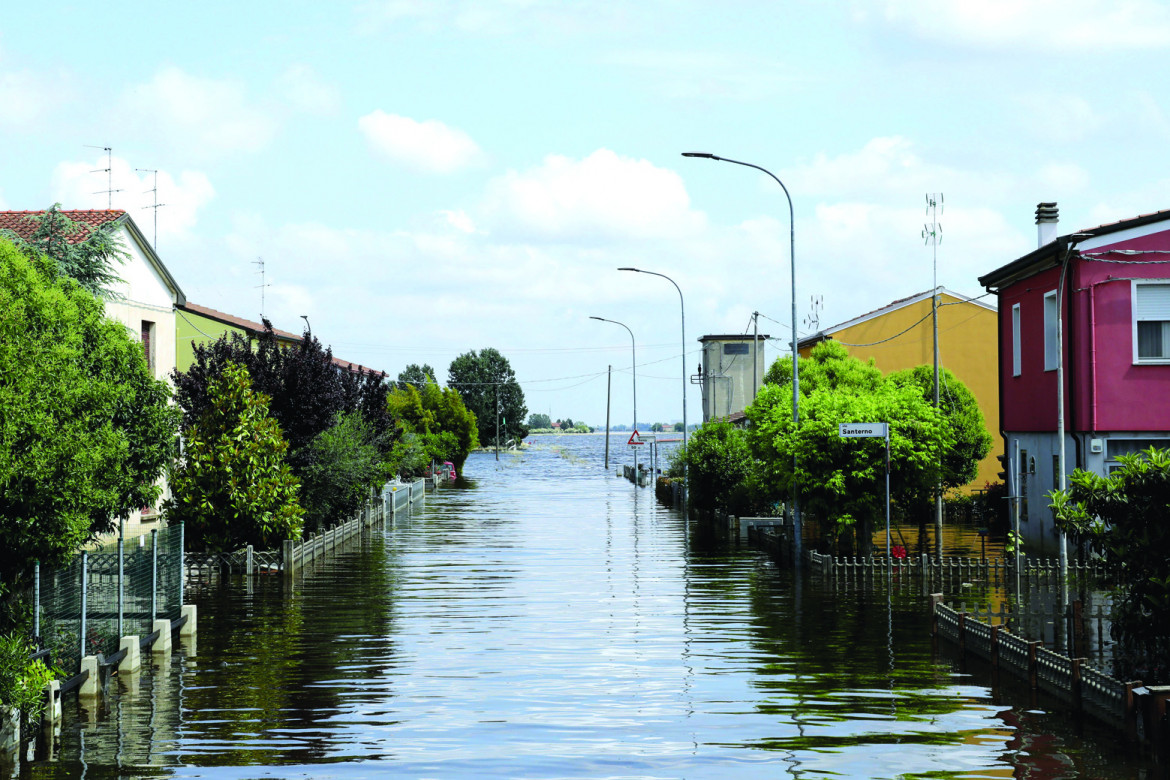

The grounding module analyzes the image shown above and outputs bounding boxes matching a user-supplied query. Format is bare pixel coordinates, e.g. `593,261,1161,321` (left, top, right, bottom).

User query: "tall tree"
448,348,528,445
748,342,951,555
397,363,437,390
0,239,179,630
0,205,127,298
164,363,304,551
527,413,551,429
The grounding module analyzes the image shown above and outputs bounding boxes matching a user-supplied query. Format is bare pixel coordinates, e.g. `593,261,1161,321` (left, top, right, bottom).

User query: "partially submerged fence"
32,526,184,675
933,597,1149,745
184,479,425,582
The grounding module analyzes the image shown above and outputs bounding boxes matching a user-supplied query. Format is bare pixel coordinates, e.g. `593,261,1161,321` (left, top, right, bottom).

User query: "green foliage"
300,412,391,532
385,378,478,475
748,342,952,554
528,413,551,429
164,363,304,552
397,363,436,390
0,238,179,632
1051,447,1170,681
448,348,528,444
0,205,127,298
0,634,55,717
681,421,759,515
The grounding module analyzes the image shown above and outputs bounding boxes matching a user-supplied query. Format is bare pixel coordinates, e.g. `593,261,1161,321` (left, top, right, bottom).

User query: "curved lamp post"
617,267,686,489
682,151,801,562
590,315,638,479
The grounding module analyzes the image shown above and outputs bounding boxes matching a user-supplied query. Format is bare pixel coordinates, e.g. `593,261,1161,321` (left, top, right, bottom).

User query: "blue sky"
4,1,1170,427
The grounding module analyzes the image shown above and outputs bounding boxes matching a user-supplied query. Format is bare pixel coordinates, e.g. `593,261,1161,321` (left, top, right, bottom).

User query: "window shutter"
1136,284,1170,320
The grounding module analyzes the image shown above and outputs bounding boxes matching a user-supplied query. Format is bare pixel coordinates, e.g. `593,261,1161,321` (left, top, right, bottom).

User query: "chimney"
1036,202,1059,247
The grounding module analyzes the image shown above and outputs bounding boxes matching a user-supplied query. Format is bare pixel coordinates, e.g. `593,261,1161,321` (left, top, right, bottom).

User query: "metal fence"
33,525,184,675
184,479,425,583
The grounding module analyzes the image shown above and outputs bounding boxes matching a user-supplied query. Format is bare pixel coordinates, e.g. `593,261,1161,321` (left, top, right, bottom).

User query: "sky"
3,0,1170,428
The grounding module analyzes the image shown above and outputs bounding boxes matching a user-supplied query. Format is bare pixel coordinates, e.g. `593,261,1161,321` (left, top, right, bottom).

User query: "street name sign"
839,423,888,438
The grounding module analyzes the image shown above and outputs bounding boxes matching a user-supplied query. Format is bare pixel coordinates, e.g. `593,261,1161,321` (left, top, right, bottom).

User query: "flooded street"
21,435,1153,778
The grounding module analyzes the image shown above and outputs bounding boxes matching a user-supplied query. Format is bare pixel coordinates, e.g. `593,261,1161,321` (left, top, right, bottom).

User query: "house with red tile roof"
0,209,186,537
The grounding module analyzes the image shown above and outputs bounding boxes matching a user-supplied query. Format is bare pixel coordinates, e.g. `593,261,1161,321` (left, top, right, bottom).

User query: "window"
1043,291,1058,371
141,320,155,375
1011,304,1021,376
1134,282,1170,362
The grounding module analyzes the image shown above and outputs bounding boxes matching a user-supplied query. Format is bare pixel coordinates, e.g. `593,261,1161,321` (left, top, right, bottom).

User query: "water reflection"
19,434,1153,779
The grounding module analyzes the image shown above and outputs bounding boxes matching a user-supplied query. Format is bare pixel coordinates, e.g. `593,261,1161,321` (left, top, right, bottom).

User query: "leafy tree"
300,412,391,531
748,342,949,555
682,420,758,515
385,380,478,474
0,239,179,630
556,418,575,430
164,363,304,551
673,422,685,432
397,363,436,390
173,322,397,533
528,413,551,429
887,365,992,533
1052,447,1170,682
448,348,528,445
651,422,664,432
0,204,127,298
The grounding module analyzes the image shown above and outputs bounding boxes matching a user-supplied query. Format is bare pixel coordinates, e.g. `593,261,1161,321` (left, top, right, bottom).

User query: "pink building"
980,203,1170,552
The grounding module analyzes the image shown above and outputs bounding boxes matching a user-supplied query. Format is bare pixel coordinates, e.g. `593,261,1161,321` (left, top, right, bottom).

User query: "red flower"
891,545,907,560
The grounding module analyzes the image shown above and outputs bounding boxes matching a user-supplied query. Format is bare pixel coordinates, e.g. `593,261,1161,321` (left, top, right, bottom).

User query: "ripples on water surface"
22,434,1151,779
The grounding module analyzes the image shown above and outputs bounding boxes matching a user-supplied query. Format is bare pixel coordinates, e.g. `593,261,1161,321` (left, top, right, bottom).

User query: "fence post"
1028,641,1040,692
1125,681,1141,744
282,539,294,578
1071,657,1084,714
178,521,185,608
930,594,943,637
79,552,88,671
33,561,40,644
117,529,124,639
246,545,254,577
151,529,159,621
990,624,1000,671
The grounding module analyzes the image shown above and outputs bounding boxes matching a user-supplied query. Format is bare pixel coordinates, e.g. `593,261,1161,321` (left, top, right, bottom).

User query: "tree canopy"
746,341,962,554
448,348,528,445
0,205,127,298
164,362,303,551
0,238,178,629
397,363,437,390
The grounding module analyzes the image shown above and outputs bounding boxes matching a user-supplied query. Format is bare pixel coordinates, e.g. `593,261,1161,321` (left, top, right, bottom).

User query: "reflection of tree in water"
176,536,399,767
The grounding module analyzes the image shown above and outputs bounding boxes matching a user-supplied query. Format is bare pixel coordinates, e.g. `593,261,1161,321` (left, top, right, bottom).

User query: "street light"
618,267,687,489
590,316,638,479
682,151,802,562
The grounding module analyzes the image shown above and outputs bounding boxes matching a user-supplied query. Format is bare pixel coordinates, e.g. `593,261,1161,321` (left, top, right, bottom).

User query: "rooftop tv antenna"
253,257,271,319
803,294,823,333
86,145,122,208
922,192,943,557
135,168,166,250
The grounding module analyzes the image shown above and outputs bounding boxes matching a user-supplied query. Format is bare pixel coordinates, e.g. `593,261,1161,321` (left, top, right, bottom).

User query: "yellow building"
175,302,302,371
798,288,1001,492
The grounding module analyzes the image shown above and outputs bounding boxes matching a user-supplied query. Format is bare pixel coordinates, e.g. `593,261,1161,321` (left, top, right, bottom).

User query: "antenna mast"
135,168,166,250
922,193,943,556
253,257,271,319
86,145,122,208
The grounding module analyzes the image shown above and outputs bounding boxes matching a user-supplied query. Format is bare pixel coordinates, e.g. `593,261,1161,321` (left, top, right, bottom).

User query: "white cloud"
120,66,278,158
50,154,215,244
869,0,1170,51
276,64,340,115
480,148,706,243
358,110,483,174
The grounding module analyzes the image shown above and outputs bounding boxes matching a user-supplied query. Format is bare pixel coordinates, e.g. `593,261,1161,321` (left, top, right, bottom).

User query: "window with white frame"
1134,282,1170,362
1011,303,1021,376
1043,291,1058,371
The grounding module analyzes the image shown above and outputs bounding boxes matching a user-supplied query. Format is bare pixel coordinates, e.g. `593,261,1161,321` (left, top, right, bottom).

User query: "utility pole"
605,365,612,470
495,385,501,461
752,312,759,401
923,193,944,557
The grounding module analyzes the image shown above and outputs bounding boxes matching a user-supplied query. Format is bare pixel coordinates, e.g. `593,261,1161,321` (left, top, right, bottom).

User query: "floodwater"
16,434,1157,779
